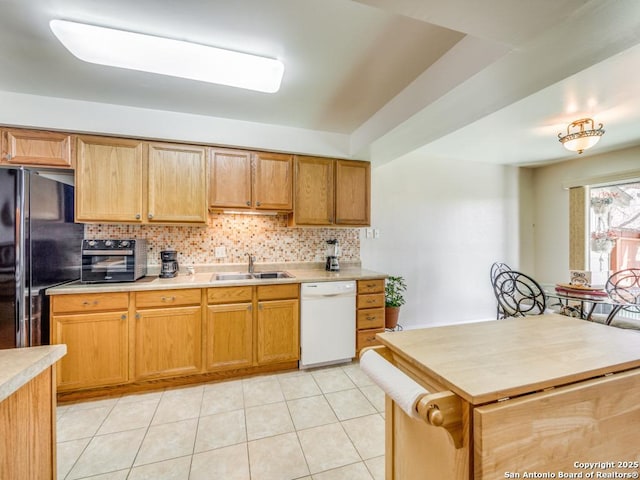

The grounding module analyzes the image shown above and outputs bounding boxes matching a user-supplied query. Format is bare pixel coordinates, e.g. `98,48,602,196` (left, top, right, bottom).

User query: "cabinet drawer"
357,279,384,294
356,328,384,351
357,308,385,330
357,293,384,309
52,292,129,314
257,283,299,301
135,289,201,308
207,286,253,304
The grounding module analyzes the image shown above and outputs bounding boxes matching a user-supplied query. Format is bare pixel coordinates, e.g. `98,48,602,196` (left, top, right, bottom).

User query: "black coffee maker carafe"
159,250,179,278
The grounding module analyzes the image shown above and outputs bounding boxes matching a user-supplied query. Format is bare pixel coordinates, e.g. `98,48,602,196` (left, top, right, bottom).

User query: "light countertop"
47,265,387,295
0,345,66,403
377,314,640,405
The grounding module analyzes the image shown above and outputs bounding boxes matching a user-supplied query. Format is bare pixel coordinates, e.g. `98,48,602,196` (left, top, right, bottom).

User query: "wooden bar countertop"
377,314,640,405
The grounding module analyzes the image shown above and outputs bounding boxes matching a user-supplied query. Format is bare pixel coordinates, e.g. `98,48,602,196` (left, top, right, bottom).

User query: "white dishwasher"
300,281,356,368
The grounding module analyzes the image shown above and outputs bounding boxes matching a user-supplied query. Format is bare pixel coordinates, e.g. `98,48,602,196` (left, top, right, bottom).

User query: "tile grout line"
60,399,120,480
125,387,167,478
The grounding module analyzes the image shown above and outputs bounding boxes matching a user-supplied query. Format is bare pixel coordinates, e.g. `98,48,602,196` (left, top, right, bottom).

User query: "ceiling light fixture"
49,19,284,93
557,118,605,154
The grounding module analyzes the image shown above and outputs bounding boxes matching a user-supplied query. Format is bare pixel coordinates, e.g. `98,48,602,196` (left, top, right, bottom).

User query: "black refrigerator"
0,167,83,349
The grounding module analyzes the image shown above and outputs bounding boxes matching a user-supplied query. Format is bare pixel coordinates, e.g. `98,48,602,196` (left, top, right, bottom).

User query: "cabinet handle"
247,305,252,311
366,316,376,321
82,300,98,306
258,304,263,310
120,314,127,320
135,313,140,319
148,213,154,219
246,201,251,206
4,154,12,161
256,201,261,206
161,296,176,302
366,299,375,304
135,214,141,220
366,283,376,288
367,336,376,342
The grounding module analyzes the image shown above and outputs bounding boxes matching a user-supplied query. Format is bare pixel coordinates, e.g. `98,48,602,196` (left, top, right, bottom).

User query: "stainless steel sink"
210,271,294,281
211,272,254,281
252,271,294,279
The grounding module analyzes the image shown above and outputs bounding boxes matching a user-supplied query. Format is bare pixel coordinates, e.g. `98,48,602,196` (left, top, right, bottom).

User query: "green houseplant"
385,275,407,329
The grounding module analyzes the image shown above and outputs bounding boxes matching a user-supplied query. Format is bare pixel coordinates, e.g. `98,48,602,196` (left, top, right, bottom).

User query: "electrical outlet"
373,229,380,239
365,228,373,239
214,246,226,258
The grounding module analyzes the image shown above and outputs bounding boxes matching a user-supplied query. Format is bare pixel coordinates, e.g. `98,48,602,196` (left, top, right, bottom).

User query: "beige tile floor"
56,362,385,480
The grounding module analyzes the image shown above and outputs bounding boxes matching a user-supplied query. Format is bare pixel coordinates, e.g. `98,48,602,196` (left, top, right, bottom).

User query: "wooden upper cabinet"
292,156,334,225
1,128,73,168
147,142,207,224
75,136,144,223
208,147,293,211
335,160,370,226
254,152,293,210
208,148,252,209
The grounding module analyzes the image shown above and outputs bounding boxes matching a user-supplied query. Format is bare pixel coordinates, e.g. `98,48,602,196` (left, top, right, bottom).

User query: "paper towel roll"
360,349,428,419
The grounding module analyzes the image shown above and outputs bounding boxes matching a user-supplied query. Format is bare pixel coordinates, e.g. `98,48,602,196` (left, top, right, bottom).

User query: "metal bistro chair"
604,268,640,326
492,270,547,319
490,262,513,319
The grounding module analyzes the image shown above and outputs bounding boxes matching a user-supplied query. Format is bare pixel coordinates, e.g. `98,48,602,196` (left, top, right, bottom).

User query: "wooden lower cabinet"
257,298,299,364
356,279,385,353
134,289,202,380
206,286,254,371
51,284,301,395
53,313,129,391
206,284,300,370
51,293,129,392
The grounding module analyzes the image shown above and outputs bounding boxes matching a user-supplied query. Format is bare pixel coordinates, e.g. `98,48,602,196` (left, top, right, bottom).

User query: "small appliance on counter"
159,249,179,278
325,239,340,272
81,239,147,283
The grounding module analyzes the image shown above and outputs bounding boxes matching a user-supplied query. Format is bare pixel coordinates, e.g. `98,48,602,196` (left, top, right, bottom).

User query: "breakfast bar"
364,314,640,480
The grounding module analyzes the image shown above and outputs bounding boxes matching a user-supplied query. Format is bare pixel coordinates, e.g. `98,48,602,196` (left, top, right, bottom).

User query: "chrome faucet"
246,253,255,274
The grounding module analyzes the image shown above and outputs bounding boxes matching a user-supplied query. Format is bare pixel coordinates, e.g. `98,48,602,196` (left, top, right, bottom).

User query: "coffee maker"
325,239,340,272
159,249,179,278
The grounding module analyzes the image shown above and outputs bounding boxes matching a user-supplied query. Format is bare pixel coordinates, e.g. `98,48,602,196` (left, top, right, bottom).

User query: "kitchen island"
0,345,66,479
367,314,640,480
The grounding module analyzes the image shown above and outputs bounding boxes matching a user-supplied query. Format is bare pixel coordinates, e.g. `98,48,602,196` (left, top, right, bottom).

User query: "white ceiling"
1,0,640,167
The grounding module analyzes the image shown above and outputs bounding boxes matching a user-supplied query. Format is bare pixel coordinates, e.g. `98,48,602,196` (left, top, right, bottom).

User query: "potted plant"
385,275,407,329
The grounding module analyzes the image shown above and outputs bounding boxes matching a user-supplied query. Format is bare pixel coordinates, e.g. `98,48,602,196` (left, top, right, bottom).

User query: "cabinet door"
135,306,202,380
75,136,144,222
1,128,73,168
474,369,640,479
293,156,334,225
147,142,207,223
206,303,254,371
254,152,293,211
208,148,252,209
335,160,370,225
53,312,129,390
256,299,299,364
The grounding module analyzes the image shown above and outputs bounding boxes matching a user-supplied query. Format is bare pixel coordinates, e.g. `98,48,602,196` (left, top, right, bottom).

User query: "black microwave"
81,239,147,283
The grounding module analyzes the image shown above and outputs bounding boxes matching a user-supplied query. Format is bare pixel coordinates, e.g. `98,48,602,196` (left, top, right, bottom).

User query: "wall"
361,151,530,328
0,91,351,159
532,145,640,284
85,214,360,268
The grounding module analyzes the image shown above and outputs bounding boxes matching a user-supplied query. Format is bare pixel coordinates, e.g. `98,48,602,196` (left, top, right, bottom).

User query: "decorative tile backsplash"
84,213,361,266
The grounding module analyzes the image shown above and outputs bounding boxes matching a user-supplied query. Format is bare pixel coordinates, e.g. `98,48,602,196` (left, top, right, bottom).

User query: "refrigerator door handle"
15,168,28,348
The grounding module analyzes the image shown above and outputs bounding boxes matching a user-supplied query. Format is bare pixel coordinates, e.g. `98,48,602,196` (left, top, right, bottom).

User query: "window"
589,183,640,273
